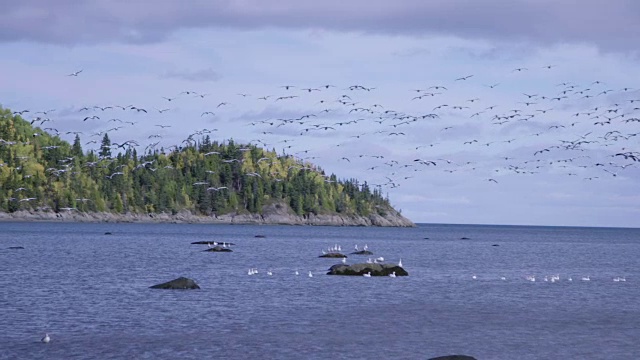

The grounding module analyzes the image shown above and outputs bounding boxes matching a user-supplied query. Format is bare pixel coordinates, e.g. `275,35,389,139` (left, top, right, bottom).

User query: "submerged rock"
191,241,235,245
254,235,266,238
204,246,233,252
429,356,477,360
150,277,200,290
319,252,347,258
327,263,408,276
350,250,373,255
460,237,471,240
8,246,24,250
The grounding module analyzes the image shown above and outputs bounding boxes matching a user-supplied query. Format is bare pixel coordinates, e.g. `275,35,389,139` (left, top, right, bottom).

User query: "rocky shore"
0,202,415,227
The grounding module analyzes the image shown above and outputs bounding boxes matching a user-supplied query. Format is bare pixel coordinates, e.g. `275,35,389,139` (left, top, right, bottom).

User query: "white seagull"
41,333,50,343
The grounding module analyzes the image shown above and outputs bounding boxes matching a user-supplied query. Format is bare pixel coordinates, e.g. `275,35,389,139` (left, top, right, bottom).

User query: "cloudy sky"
2,1,639,227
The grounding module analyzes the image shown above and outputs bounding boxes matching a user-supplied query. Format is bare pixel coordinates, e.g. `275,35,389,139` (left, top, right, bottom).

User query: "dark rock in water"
319,252,347,258
492,244,500,246
8,246,25,250
254,235,266,238
460,237,471,240
350,250,373,255
204,246,233,252
191,241,235,245
327,263,408,276
429,356,477,360
423,237,430,239
150,277,200,290
104,232,112,235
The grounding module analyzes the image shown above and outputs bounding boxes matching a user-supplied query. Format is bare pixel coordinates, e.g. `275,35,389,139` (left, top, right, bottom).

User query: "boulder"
191,241,235,245
429,356,477,360
350,250,373,255
204,246,233,252
319,252,347,258
150,277,200,289
327,263,408,276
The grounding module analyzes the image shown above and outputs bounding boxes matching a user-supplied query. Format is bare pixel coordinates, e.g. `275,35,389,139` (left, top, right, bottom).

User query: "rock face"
319,252,347,258
0,201,415,227
327,263,408,276
428,356,477,360
350,250,373,255
150,277,200,290
204,246,232,252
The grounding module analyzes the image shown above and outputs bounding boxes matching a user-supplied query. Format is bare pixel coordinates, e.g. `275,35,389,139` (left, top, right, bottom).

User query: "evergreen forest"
0,106,395,218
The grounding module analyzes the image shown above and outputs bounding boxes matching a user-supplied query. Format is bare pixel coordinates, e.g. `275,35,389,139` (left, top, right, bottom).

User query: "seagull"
41,333,50,343
308,271,313,278
389,272,397,278
67,70,83,76
398,258,403,267
363,272,372,277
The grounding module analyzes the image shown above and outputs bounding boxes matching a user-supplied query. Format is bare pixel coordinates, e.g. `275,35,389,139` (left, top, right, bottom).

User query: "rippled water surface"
1,222,639,359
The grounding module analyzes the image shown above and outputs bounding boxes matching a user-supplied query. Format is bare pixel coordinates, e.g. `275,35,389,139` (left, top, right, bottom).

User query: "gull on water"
41,333,50,343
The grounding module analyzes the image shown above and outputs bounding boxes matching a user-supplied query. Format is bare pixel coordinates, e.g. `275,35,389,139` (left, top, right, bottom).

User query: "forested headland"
0,106,414,226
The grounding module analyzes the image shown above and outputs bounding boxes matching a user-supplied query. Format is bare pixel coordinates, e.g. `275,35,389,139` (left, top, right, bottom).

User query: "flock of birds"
3,63,639,211
472,274,628,283
232,243,402,278
14,64,636,346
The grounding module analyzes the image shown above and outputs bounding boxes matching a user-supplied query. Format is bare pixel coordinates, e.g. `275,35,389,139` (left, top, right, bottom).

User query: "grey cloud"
2,1,640,51
161,68,222,82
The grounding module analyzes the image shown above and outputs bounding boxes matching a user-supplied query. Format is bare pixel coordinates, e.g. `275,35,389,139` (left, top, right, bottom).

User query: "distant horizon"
413,221,640,230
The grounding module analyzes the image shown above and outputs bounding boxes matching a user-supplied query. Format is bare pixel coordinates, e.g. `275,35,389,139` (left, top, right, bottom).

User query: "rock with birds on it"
327,263,408,276
204,246,233,252
191,241,235,245
428,356,477,360
150,277,201,290
350,250,373,255
319,252,347,258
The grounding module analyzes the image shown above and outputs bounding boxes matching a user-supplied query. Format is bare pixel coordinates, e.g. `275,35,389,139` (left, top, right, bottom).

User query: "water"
0,222,638,359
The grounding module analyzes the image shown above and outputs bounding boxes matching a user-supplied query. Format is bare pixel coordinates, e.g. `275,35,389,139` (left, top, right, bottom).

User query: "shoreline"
0,209,416,227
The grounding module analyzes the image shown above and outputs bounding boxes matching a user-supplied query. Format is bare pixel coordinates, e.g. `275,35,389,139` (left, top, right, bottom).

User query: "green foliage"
0,106,392,216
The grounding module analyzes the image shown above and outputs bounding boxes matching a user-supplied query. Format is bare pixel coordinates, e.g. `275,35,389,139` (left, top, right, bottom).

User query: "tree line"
0,106,393,217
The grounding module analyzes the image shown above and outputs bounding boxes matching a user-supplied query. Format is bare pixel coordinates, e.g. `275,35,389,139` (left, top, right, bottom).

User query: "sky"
1,0,639,228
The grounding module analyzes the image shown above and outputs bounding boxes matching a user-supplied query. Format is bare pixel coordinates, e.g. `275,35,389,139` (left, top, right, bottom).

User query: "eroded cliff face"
0,201,415,227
